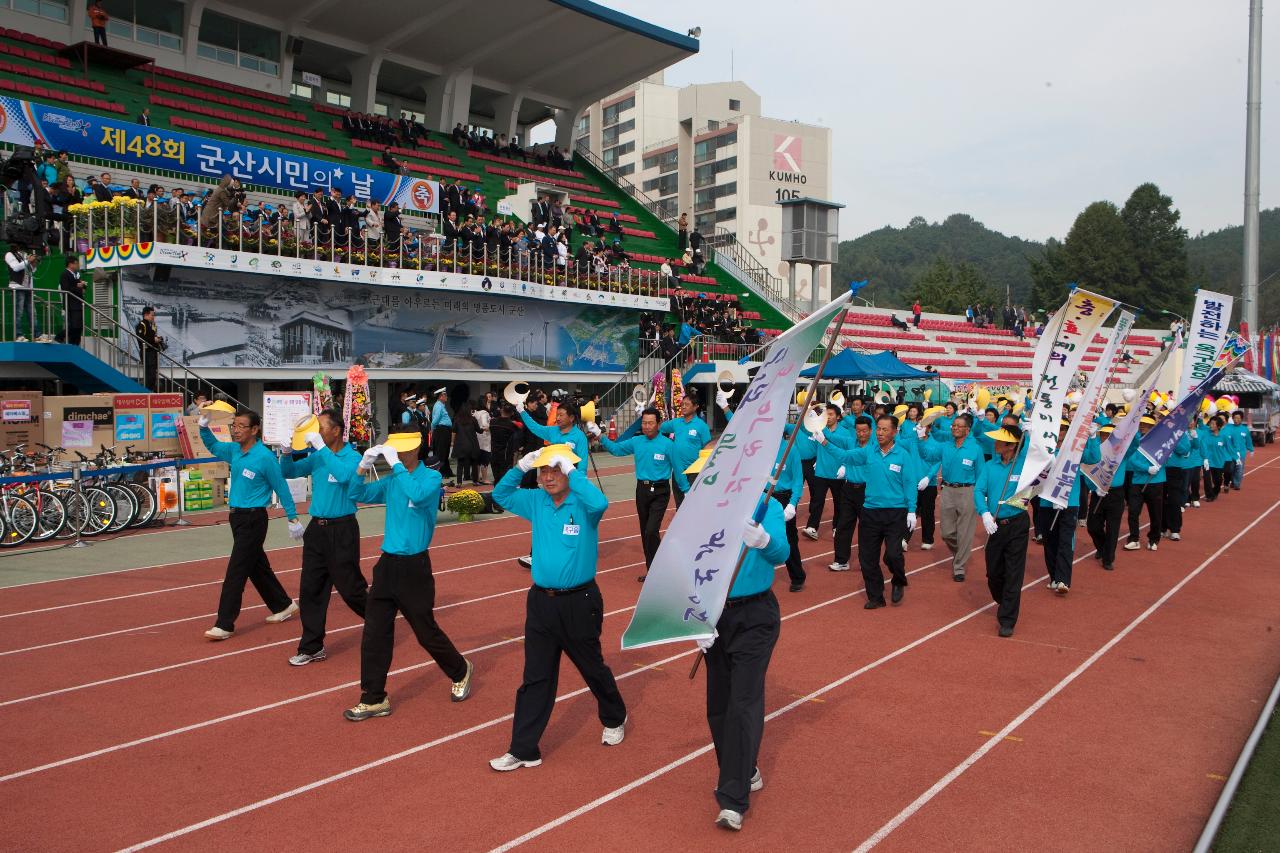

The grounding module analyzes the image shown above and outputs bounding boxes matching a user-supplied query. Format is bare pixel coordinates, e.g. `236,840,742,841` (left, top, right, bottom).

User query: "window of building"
715,207,737,223
614,163,635,177
602,140,635,166
694,130,736,164
694,181,737,211
95,0,183,50
601,118,634,148
642,148,678,173
374,102,389,117
601,95,635,127
198,10,281,75
290,82,313,100
576,115,590,133
642,174,678,197
326,91,351,108
729,98,741,112
8,0,68,23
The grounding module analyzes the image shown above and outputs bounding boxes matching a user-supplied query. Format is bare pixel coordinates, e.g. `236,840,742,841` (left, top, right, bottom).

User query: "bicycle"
0,445,68,542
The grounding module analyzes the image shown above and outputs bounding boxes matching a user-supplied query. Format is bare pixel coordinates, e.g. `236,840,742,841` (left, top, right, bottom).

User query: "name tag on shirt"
962,459,974,467
654,453,666,461
889,463,902,473
407,500,416,509
241,469,256,480
327,474,338,483
562,523,580,536
687,429,698,437
1009,475,1019,484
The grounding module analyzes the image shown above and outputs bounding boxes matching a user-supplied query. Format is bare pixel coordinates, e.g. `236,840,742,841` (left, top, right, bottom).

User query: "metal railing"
573,141,796,322
63,202,667,301
594,337,706,434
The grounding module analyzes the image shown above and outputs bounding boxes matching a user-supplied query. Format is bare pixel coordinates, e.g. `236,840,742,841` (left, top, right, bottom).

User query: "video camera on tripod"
2,146,53,251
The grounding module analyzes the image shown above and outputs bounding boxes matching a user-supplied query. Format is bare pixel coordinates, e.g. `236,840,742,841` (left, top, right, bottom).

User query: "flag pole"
688,300,851,680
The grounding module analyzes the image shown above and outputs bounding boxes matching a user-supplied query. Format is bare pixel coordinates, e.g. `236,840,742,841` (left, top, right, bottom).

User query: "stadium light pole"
1241,0,1262,337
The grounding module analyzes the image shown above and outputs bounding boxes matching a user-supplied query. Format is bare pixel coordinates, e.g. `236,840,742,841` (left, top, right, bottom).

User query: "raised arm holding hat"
342,427,473,721
596,407,674,582
199,410,301,641
489,443,626,772
659,393,712,507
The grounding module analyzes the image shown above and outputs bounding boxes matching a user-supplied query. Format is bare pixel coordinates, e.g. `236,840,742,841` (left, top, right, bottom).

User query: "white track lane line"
850,496,1280,852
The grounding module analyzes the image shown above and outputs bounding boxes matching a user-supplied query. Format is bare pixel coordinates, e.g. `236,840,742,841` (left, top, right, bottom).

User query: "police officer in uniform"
280,408,368,666
590,408,674,582
490,443,627,771
134,305,166,391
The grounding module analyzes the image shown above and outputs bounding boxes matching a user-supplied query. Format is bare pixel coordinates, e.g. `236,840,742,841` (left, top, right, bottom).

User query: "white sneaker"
1147,543,1158,552
204,626,233,640
1192,500,1201,507
1123,541,1141,551
1056,584,1069,595
289,649,327,666
901,539,909,551
801,526,818,540
490,752,542,772
451,659,474,702
602,716,627,746
920,542,933,551
750,768,763,792
1047,580,1059,591
265,601,299,623
1169,532,1181,541
716,809,743,831
36,334,55,343
828,562,849,572
517,554,533,569
15,335,28,342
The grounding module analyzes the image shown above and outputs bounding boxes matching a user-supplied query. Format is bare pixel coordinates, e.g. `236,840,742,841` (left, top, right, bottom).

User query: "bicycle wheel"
29,489,67,542
102,484,137,533
0,493,39,547
55,491,89,540
80,487,116,536
123,481,157,528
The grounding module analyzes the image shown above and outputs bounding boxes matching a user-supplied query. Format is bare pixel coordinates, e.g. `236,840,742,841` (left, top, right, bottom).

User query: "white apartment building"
577,75,834,303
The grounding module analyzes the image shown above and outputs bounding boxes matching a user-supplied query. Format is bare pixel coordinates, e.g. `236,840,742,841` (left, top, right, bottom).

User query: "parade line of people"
191,383,1255,832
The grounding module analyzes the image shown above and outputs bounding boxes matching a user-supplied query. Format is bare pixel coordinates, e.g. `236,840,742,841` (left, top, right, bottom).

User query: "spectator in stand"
659,326,681,362
610,211,624,240
57,255,85,346
382,148,405,175
364,200,384,243
660,258,679,290
123,178,143,200
200,174,238,229
54,151,73,187
291,191,310,236
307,187,331,240
137,107,152,127
86,175,111,203
912,300,922,327
88,2,109,45
383,202,402,251
677,212,689,253
890,314,910,331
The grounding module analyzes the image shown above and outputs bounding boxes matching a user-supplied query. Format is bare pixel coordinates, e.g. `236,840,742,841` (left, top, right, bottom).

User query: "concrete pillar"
68,1,87,42
444,66,474,129
491,92,524,141
348,54,384,114
553,100,590,152
182,0,207,66
423,75,449,131
276,33,296,98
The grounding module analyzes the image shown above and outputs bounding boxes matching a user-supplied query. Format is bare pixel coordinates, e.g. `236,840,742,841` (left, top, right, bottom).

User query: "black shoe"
1103,563,1114,571
891,585,904,606
637,574,647,583
952,573,965,582
864,599,886,610
998,625,1014,638
789,582,804,592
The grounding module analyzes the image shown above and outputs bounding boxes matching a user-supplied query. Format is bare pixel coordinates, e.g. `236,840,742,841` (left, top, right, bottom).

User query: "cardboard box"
177,414,231,459
43,395,115,461
0,390,43,453
112,394,149,454
147,393,184,456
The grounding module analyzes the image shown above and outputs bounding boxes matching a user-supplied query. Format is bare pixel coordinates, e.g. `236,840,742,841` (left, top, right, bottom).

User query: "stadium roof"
207,0,699,124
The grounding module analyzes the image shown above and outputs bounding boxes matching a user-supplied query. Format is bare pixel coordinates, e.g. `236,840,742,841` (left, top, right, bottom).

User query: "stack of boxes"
182,470,214,512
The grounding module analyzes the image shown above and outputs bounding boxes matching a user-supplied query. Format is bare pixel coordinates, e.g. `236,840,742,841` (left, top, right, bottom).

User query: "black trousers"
1035,502,1078,586
1126,483,1163,545
1162,467,1186,534
671,474,687,508
143,353,158,392
636,482,670,568
297,516,368,656
833,482,866,564
360,550,466,704
858,507,907,605
431,427,454,477
905,485,936,545
1223,460,1237,490
771,490,804,584
805,475,842,532
216,508,292,631
1086,490,1125,568
984,513,1029,630
92,26,107,45
706,591,780,814
1185,465,1202,502
509,581,626,760
1205,466,1224,501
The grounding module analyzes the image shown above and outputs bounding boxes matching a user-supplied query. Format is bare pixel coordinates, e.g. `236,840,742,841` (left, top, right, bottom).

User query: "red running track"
1,450,1278,851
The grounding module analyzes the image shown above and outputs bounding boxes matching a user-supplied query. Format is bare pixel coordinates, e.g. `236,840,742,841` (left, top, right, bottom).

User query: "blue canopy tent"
799,349,944,401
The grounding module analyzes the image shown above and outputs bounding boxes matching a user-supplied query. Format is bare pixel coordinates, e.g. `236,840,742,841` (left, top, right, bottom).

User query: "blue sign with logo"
115,413,145,442
151,412,177,440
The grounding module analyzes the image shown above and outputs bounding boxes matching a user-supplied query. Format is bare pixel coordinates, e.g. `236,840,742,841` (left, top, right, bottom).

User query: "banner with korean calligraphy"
621,292,851,650
1037,310,1133,508
0,98,438,211
1176,289,1234,404
117,267,638,372
1015,288,1116,495
1081,339,1177,495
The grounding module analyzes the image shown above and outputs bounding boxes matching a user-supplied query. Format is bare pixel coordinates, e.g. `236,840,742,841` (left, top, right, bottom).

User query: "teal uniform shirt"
430,400,452,429
280,444,361,518
728,497,790,598
493,466,609,589
972,418,1003,455
1225,422,1253,460
1124,435,1166,486
772,437,804,507
1177,429,1203,469
919,432,985,485
974,452,1027,519
1056,435,1103,507
518,410,589,472
833,440,918,511
200,425,297,517
1201,430,1231,468
812,425,852,478
600,432,674,481
660,414,712,492
348,462,442,555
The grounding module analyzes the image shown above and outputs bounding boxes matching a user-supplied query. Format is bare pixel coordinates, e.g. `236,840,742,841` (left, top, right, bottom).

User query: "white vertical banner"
1016,288,1117,494
1176,289,1234,403
1037,310,1133,508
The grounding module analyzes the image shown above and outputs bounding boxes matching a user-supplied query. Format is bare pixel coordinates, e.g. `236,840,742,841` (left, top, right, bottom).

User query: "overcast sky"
593,0,1278,244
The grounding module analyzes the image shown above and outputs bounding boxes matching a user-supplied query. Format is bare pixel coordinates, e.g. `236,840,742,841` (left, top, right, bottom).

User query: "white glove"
696,635,715,654
1087,422,1099,437
906,512,917,532
380,446,401,467
1203,460,1210,471
634,400,645,417
198,414,210,427
1148,464,1160,475
916,424,928,439
742,520,771,551
547,454,576,476
584,421,601,438
982,512,998,535
305,432,325,450
716,388,731,410
287,519,305,540
836,465,846,480
1189,429,1198,439
812,430,826,445
517,450,540,472
783,503,796,522
1236,454,1242,463
359,446,381,471
917,476,930,491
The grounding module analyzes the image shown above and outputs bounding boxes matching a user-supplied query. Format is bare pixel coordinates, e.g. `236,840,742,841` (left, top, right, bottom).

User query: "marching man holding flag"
974,424,1030,637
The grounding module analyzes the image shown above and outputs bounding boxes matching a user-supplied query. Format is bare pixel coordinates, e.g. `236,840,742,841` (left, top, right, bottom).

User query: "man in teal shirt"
589,408,674,581
1122,416,1166,552
659,393,712,507
342,428,473,722
917,412,985,581
516,399,590,570
830,415,873,573
974,424,1029,637
1033,419,1102,593
430,387,455,482
772,428,808,592
280,408,367,666
801,403,852,541
199,409,303,641
1226,411,1253,491
1161,421,1196,541
490,443,626,772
